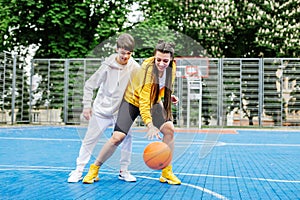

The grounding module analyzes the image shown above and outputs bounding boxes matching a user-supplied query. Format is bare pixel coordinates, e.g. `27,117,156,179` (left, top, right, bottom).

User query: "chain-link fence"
1,52,300,127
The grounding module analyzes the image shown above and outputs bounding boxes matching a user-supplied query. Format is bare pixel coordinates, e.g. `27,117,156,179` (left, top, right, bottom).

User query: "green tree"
255,0,300,57
0,1,11,48
138,0,236,57
2,0,299,58
0,0,136,58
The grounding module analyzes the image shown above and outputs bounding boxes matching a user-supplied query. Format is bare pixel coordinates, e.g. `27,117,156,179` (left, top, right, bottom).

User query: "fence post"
217,58,223,126
29,58,34,123
63,59,69,124
258,58,264,127
279,58,284,127
11,54,17,124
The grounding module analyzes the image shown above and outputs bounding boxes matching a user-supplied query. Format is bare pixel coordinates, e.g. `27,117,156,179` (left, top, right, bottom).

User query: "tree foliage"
0,0,135,58
137,0,299,58
254,0,300,57
1,0,299,58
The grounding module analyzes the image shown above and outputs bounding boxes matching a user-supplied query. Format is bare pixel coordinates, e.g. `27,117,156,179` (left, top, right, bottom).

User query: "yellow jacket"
123,57,176,125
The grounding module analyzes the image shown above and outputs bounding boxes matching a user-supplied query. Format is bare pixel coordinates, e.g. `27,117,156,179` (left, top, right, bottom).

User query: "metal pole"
11,54,17,124
63,59,69,124
258,58,263,127
217,58,223,126
29,59,34,123
187,79,190,128
199,77,202,129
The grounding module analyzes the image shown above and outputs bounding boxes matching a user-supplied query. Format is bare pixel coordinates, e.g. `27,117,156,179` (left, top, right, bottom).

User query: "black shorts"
114,100,168,135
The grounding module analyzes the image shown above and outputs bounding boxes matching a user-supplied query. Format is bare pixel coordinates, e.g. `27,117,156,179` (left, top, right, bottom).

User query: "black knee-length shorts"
114,100,168,135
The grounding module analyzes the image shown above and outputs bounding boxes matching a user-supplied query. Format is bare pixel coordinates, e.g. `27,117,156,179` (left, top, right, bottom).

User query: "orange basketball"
143,141,172,170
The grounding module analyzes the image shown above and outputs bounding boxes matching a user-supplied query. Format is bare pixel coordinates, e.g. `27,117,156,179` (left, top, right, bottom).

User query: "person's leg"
160,121,175,155
95,131,126,165
83,100,139,184
151,103,174,152
151,103,181,185
68,115,111,183
117,102,140,182
119,130,136,182
82,131,126,184
76,115,112,170
159,121,181,185
120,130,132,171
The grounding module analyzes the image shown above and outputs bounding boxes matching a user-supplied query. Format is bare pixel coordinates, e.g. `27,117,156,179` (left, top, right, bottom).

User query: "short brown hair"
117,33,135,52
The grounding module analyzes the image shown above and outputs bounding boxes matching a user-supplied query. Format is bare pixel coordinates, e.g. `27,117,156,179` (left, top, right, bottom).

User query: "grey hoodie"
82,53,140,118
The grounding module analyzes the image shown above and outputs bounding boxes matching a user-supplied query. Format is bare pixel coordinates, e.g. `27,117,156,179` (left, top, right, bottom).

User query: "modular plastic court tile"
0,126,299,199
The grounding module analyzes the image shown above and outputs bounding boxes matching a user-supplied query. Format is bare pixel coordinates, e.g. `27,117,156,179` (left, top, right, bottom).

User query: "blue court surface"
0,126,299,200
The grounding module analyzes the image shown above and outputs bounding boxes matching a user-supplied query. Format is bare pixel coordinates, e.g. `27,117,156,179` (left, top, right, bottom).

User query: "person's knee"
110,131,126,146
161,121,175,136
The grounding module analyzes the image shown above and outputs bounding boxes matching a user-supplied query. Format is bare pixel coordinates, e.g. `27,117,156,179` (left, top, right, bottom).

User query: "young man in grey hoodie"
68,33,140,183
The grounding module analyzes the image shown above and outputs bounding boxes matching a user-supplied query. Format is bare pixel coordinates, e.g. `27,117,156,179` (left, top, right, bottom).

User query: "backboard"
175,57,209,79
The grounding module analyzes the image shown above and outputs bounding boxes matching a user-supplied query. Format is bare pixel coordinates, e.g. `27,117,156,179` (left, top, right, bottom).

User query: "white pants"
75,114,132,172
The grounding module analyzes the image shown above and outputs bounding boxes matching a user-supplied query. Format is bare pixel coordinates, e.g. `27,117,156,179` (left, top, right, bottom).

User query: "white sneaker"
118,170,136,182
67,170,83,183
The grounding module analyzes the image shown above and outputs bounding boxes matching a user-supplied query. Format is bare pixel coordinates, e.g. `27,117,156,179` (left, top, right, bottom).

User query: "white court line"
0,165,299,184
178,172,300,183
223,143,300,147
0,137,217,145
0,165,299,199
0,137,81,142
0,164,229,199
1,137,299,147
136,175,229,200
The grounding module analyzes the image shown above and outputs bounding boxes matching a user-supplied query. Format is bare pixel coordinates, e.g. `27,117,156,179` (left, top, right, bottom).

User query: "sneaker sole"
159,176,181,185
67,177,83,183
118,175,136,182
82,177,100,184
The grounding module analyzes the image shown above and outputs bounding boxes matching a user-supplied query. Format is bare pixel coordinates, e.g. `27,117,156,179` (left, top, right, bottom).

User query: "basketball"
143,141,172,170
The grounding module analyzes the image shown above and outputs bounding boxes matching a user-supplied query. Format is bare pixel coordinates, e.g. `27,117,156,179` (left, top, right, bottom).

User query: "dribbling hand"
145,122,161,140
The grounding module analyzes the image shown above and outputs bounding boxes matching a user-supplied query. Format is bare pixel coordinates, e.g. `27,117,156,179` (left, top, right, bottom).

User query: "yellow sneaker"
159,165,181,185
82,164,100,184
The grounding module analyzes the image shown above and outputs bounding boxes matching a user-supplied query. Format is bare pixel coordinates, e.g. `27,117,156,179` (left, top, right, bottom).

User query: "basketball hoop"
175,57,209,80
174,56,209,128
186,65,200,79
